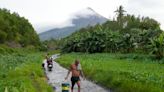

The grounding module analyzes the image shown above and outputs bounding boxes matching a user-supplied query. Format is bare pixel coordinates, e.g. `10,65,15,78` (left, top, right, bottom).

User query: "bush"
0,51,53,92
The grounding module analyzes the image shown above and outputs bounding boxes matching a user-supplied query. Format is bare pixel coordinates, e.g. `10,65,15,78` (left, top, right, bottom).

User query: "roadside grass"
56,53,164,92
0,49,53,92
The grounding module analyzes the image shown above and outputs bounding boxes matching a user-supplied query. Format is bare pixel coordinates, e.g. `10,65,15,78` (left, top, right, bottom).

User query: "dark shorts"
71,76,80,88
71,76,80,83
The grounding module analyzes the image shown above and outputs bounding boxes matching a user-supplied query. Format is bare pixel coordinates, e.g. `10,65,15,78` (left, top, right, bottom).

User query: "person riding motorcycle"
47,57,53,65
46,54,53,71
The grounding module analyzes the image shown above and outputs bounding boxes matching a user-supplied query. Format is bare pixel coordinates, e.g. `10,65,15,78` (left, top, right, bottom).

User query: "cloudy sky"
0,0,164,33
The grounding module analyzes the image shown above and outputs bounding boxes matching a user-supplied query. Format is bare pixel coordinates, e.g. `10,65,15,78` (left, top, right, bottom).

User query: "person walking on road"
65,60,85,92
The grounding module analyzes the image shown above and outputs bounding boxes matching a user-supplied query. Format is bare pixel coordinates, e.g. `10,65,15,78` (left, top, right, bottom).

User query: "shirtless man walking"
65,60,85,92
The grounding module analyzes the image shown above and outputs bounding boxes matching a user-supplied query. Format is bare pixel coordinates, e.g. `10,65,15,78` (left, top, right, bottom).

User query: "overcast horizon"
0,0,164,33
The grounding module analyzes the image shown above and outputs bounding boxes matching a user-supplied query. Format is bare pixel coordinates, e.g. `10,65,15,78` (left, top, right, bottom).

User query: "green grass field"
56,53,164,92
0,49,53,92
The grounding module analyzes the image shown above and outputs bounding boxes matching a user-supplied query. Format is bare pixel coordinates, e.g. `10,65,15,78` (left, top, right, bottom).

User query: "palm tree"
115,5,126,30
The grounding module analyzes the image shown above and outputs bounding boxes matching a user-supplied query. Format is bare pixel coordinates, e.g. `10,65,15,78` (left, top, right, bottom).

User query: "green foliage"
57,53,164,92
139,17,160,30
62,25,109,53
62,25,162,54
61,5,163,58
149,33,164,59
0,30,7,43
40,39,63,51
0,50,53,92
0,8,40,47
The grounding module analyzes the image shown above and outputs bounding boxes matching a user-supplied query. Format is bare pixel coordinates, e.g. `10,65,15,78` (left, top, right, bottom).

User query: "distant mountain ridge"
39,7,108,41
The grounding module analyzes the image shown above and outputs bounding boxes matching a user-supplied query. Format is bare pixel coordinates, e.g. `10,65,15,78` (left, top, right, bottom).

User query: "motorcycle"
47,58,53,71
47,63,53,71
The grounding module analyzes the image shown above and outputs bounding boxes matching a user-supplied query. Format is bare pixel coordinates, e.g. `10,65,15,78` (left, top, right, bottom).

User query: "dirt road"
44,54,110,92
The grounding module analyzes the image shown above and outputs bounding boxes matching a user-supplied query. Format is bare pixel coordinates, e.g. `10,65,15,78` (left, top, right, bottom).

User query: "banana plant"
149,33,164,59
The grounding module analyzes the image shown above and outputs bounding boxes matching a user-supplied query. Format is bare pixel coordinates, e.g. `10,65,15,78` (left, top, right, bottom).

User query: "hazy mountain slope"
39,7,108,41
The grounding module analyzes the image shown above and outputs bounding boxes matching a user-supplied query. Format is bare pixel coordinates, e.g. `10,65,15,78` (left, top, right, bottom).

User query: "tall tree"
114,5,126,30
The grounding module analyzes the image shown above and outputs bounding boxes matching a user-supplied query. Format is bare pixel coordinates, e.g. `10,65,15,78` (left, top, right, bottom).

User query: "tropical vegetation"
56,5,164,92
0,8,40,47
57,53,164,92
0,8,52,92
62,6,163,59
0,47,53,92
